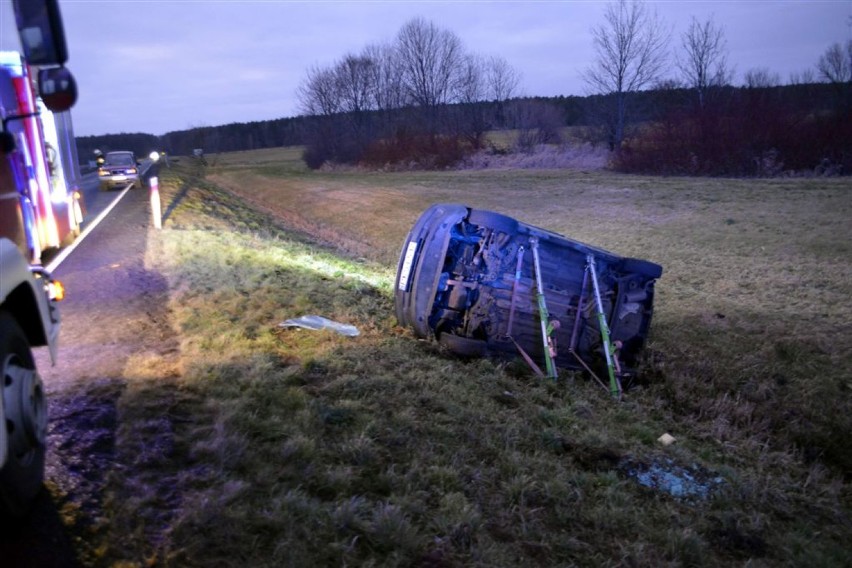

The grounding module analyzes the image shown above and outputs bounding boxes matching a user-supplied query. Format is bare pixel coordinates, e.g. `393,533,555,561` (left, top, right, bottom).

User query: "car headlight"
98,169,109,176
128,168,137,174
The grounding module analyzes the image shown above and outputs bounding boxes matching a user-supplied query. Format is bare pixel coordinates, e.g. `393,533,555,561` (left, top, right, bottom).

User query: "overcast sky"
1,0,850,137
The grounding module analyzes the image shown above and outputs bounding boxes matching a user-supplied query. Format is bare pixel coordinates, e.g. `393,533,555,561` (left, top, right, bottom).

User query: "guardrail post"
149,176,162,229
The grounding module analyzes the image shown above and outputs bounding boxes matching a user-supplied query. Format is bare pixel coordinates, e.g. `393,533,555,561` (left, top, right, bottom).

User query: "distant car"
394,204,662,384
98,151,141,190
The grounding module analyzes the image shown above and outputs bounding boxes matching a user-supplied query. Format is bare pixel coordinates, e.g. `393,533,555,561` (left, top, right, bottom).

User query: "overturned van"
394,204,662,388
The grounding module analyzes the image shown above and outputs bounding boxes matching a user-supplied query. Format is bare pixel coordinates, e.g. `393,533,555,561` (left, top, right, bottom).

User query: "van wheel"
438,333,488,358
467,209,519,235
620,257,662,279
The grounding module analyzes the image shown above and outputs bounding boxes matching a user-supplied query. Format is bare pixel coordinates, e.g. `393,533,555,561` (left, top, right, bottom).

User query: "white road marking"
45,161,155,273
45,183,133,273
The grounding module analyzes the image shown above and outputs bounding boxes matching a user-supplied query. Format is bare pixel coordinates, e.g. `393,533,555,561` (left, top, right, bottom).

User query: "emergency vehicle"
0,49,83,264
1,0,77,516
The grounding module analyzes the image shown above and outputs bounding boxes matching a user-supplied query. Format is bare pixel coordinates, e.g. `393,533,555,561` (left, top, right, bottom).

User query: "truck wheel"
0,311,47,517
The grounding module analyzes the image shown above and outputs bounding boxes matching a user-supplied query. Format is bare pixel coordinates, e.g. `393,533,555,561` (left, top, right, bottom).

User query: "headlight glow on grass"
278,251,391,290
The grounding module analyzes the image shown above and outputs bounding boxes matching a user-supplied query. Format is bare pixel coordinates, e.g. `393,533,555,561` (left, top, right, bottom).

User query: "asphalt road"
78,160,154,220
0,162,171,566
81,160,156,222
40,160,156,271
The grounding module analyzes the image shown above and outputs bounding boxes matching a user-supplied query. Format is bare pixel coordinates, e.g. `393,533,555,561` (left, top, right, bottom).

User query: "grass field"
105,148,850,566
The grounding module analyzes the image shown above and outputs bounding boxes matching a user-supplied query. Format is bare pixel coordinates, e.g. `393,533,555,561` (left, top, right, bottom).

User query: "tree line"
75,117,308,167
76,80,849,177
77,2,851,176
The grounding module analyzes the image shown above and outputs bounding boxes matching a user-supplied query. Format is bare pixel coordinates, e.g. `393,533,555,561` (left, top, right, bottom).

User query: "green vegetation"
103,150,850,566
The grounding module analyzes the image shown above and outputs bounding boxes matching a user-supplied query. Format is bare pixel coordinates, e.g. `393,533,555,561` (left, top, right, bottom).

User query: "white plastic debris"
279,315,360,337
658,433,677,446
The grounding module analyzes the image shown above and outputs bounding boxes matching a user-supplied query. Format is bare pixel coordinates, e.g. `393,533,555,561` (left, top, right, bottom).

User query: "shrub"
361,133,472,169
612,90,852,176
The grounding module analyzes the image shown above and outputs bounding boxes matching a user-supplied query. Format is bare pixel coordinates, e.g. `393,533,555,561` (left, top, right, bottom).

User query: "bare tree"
483,55,521,131
363,42,404,113
448,54,490,147
454,54,485,104
817,40,852,84
583,0,669,149
296,65,342,117
296,16,521,167
334,54,376,114
486,55,521,102
744,67,780,88
816,40,852,110
395,17,465,108
677,16,732,107
332,53,381,156
789,68,816,85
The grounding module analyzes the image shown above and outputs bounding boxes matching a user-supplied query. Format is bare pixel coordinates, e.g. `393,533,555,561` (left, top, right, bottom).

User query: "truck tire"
0,311,47,517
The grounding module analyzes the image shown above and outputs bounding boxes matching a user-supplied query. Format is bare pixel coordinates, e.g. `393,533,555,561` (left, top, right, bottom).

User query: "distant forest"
75,115,308,165
76,83,850,176
74,95,600,160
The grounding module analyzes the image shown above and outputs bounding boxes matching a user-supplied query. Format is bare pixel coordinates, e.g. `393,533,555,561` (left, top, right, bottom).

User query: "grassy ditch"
110,153,850,566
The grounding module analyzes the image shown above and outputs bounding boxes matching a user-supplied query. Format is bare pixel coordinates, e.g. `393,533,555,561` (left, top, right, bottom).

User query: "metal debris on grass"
279,315,360,337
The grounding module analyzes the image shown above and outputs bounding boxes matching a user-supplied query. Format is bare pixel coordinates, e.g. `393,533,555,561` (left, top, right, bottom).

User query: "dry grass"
96,149,851,566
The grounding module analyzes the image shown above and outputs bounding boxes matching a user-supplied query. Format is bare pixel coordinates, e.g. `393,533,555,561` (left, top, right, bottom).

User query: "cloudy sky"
1,0,850,137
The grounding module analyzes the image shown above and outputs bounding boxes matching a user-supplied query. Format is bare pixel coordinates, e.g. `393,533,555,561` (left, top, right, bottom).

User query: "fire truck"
1,0,78,516
0,50,84,264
